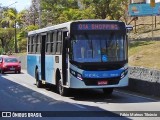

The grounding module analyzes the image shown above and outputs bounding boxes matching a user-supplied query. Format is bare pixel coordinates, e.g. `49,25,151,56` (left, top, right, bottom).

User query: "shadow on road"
69,88,159,104
0,71,25,75
0,75,131,119
42,84,159,104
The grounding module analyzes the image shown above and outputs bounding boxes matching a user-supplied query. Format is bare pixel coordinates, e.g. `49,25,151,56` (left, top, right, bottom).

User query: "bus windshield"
71,32,127,63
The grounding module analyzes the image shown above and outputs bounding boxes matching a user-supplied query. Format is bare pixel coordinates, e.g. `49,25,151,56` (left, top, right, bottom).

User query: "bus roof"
28,19,123,36
28,21,72,36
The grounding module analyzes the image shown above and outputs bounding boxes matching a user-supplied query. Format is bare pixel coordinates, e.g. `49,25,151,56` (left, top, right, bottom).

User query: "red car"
0,56,21,74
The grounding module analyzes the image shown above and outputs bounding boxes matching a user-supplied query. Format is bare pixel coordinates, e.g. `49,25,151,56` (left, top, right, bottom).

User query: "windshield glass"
4,58,18,63
71,32,127,63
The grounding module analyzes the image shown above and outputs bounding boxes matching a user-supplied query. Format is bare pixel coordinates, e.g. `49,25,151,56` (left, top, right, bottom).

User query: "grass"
10,40,160,70
129,41,160,70
128,16,160,70
12,52,27,57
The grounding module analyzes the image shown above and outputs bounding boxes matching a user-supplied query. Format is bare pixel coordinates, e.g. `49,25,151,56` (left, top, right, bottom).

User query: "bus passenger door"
41,34,46,81
62,31,68,85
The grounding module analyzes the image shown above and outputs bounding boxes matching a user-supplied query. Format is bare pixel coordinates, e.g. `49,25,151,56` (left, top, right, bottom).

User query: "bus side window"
33,35,36,53
28,37,30,53
46,33,50,54
35,35,38,53
31,36,34,53
29,36,33,53
36,35,41,53
56,31,62,54
51,31,57,54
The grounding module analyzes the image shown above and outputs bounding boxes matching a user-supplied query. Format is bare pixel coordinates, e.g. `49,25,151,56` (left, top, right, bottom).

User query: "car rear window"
4,58,18,63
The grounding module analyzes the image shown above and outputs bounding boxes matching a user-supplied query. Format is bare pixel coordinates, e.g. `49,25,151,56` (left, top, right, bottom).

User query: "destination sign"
77,23,119,30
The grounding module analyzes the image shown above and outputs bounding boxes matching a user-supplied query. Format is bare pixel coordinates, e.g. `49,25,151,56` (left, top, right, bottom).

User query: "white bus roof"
28,21,72,36
28,19,122,36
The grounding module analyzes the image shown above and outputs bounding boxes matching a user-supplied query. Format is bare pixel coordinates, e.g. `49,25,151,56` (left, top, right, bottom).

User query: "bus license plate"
98,81,108,85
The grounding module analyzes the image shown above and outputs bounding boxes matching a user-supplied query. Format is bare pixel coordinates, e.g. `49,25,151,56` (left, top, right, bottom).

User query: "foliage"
1,8,21,28
0,0,129,53
17,25,38,52
39,0,128,26
25,25,39,31
18,38,27,52
58,7,95,23
129,41,160,69
0,28,14,52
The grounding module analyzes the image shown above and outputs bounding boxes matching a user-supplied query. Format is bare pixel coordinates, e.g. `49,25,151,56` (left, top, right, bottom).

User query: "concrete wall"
18,55,27,70
19,55,160,97
126,67,160,97
130,37,160,41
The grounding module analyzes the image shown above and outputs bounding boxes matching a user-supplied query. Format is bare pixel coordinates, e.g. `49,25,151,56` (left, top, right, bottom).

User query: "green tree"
58,7,95,23
81,0,128,20
1,8,19,28
1,8,24,53
40,0,128,25
17,25,38,52
41,0,79,25
0,28,14,53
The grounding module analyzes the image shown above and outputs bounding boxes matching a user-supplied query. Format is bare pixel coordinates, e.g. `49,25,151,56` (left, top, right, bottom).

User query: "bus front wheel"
58,80,68,96
35,70,42,88
103,88,114,96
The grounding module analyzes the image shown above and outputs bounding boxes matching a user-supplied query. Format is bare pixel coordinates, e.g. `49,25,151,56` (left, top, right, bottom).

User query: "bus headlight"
120,68,128,79
77,73,83,80
70,69,83,80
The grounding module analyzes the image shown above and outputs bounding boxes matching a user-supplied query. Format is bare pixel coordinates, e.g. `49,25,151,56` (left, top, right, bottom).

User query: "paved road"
0,70,160,120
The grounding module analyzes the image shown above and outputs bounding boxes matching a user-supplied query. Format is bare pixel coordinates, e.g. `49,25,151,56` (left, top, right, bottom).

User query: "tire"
103,88,114,96
58,80,68,96
35,70,42,88
1,70,4,74
18,71,21,74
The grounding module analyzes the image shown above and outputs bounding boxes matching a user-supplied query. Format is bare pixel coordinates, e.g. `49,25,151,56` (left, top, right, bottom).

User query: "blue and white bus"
27,20,128,96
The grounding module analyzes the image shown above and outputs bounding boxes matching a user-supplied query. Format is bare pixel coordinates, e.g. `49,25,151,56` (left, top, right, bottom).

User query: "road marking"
22,83,30,88
39,90,50,96
72,103,86,109
21,83,86,109
115,90,158,102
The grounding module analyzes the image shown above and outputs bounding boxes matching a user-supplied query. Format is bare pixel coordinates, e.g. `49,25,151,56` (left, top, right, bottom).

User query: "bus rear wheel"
58,80,68,96
103,88,114,96
35,70,42,88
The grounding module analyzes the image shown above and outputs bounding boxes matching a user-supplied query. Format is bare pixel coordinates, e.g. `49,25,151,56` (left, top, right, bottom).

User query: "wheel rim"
58,80,63,94
36,72,39,86
36,79,38,86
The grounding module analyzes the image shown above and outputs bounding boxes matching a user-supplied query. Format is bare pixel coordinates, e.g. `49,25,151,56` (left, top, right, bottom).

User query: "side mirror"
126,25,133,32
19,61,21,63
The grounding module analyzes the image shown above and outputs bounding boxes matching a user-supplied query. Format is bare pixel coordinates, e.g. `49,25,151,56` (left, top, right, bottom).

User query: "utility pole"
15,20,18,53
13,2,18,53
2,1,18,53
38,0,41,28
150,0,155,40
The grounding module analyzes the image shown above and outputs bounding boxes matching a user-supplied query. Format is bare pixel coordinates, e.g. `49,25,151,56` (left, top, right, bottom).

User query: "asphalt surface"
0,70,160,120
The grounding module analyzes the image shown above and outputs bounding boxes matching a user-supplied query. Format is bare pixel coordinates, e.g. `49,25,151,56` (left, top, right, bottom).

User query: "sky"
0,0,32,12
1,0,160,12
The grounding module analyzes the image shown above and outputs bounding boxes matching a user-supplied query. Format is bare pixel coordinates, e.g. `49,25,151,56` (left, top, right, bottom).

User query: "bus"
27,20,129,96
